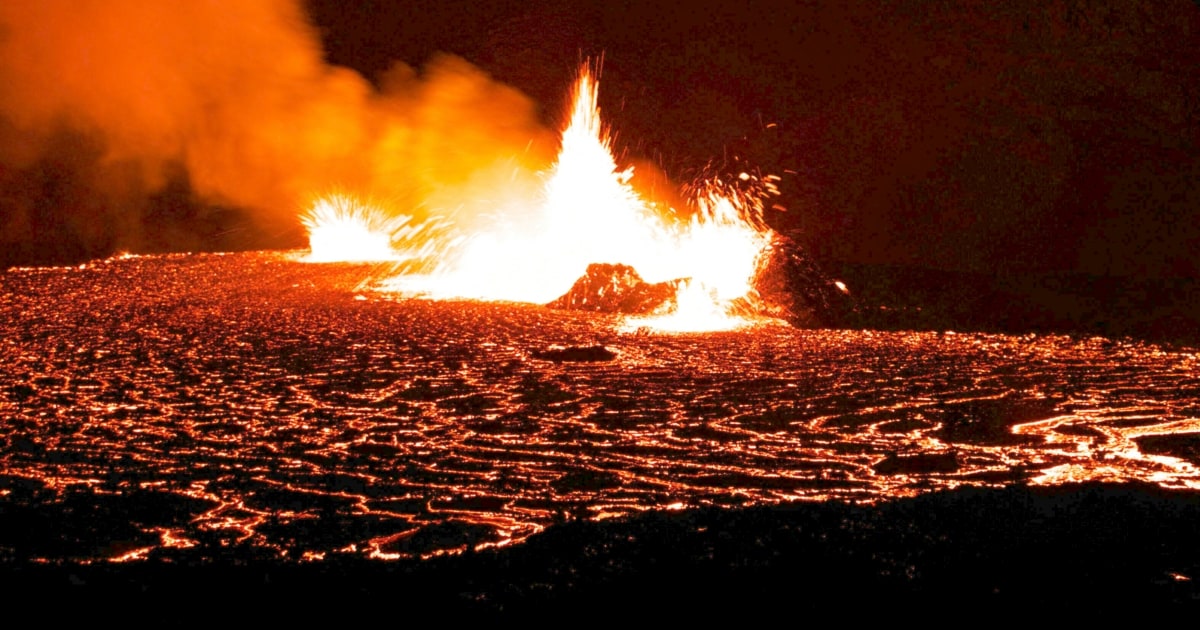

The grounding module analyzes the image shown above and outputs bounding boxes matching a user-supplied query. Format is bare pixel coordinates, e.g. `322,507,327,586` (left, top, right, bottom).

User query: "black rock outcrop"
750,232,860,328
546,263,681,314
532,345,618,362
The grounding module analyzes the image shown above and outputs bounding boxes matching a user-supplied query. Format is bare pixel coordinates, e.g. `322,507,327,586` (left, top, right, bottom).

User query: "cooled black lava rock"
532,345,618,362
546,263,680,314
751,232,860,328
872,451,960,475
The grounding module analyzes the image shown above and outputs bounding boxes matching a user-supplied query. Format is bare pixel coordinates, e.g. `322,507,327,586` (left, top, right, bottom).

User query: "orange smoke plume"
0,0,555,262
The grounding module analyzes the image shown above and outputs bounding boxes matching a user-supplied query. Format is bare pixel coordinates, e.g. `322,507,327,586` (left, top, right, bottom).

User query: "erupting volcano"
5,0,1200,613
301,64,817,333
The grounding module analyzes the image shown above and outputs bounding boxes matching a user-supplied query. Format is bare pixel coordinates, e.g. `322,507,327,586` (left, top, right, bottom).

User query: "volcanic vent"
302,62,855,332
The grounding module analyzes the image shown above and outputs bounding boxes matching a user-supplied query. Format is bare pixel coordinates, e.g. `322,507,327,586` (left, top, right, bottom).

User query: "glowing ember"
305,63,779,331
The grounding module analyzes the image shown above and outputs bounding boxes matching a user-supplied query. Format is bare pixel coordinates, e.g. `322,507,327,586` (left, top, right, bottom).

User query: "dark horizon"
307,0,1200,280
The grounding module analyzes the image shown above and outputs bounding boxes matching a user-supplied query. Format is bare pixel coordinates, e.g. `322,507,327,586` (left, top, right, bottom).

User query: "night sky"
2,0,1198,285
307,0,1200,279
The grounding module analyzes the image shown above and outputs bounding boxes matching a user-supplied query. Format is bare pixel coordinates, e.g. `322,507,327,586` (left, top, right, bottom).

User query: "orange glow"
298,63,780,331
0,3,554,252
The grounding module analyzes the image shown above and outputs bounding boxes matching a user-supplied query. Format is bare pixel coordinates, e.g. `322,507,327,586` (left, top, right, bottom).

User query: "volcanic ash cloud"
0,0,555,260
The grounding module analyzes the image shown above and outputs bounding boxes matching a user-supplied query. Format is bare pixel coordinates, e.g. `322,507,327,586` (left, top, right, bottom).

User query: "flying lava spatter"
303,63,780,332
302,194,406,263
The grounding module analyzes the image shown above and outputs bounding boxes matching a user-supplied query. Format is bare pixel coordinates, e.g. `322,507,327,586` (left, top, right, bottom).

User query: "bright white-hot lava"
303,64,778,331
301,194,409,263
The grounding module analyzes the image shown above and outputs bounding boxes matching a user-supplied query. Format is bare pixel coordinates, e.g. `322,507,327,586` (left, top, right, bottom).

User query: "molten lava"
301,194,407,263
303,64,779,331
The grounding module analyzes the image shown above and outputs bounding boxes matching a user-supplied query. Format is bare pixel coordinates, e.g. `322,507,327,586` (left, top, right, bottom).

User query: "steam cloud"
0,0,557,264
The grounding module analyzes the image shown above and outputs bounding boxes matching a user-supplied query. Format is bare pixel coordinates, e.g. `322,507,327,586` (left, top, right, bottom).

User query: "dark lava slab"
872,450,959,475
531,344,618,362
1135,432,1200,466
932,396,1061,446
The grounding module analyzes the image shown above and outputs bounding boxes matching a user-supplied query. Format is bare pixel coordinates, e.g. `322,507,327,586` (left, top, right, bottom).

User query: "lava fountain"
302,64,778,331
301,194,410,263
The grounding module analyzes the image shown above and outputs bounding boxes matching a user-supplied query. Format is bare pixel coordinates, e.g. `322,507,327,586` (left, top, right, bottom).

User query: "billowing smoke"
0,0,557,265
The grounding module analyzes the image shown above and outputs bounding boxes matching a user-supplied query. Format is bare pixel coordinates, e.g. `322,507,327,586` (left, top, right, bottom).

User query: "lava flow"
301,64,777,331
